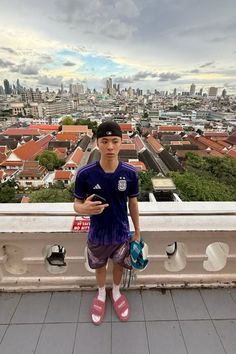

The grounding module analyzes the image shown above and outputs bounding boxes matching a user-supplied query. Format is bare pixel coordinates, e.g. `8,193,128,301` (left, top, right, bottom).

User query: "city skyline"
1,0,236,93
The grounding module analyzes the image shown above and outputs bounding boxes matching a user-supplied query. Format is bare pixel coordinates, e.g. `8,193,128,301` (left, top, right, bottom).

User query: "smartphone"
91,194,107,204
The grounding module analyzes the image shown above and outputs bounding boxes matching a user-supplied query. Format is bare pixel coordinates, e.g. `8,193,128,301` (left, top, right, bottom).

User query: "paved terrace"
0,202,236,353
1,288,236,354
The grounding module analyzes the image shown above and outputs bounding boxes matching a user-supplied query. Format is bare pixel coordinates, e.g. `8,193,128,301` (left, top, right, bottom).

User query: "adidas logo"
93,184,101,189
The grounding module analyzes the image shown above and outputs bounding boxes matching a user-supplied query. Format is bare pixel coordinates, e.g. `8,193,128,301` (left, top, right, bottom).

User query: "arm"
128,197,140,242
74,194,109,216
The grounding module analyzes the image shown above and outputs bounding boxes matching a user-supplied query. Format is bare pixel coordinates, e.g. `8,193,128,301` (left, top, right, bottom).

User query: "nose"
107,142,114,150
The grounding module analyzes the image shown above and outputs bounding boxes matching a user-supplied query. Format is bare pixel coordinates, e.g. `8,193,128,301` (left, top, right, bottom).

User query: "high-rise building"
208,87,218,97
190,83,196,96
199,88,203,96
69,83,84,95
0,86,4,95
106,77,113,95
173,88,177,96
222,89,227,98
3,79,11,95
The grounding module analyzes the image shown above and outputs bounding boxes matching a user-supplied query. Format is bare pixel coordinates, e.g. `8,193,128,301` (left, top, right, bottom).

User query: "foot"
111,292,130,321
90,296,106,325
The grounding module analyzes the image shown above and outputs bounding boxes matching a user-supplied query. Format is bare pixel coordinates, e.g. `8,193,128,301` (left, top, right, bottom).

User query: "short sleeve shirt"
74,161,139,245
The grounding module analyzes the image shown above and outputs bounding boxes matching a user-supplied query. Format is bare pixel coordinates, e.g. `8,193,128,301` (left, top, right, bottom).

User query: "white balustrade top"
0,202,236,233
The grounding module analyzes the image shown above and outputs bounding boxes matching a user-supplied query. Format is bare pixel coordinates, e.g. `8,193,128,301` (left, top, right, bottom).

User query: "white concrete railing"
0,202,236,291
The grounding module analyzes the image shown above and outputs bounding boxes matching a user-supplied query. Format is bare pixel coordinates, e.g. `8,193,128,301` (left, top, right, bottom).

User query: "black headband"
96,121,122,139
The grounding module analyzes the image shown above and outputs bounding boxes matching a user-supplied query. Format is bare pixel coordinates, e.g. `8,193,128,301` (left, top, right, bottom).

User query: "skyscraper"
208,87,218,97
106,77,113,95
3,79,11,95
222,89,227,98
190,83,196,96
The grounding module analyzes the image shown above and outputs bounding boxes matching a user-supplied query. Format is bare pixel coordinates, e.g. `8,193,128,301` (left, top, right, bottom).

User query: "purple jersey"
74,161,139,245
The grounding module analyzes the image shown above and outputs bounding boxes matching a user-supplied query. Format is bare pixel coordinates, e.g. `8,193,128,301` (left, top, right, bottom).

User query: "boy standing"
74,121,140,325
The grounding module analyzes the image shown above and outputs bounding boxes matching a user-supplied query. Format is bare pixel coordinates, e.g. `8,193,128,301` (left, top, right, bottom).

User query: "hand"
131,232,141,242
82,194,109,215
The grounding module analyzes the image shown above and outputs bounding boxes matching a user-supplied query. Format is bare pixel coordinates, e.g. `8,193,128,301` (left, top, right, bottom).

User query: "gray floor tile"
78,291,111,323
35,323,76,354
229,288,236,303
112,322,149,354
45,292,81,323
74,322,111,354
214,320,236,354
111,290,144,322
0,324,42,354
0,325,7,343
142,289,177,320
180,320,225,354
0,293,21,324
11,292,51,324
172,289,210,320
200,289,236,319
147,321,187,354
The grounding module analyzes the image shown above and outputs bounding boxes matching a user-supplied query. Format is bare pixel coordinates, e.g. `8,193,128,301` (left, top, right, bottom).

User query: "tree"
62,116,74,125
139,170,158,193
168,171,235,201
0,181,17,203
29,188,74,203
36,151,64,171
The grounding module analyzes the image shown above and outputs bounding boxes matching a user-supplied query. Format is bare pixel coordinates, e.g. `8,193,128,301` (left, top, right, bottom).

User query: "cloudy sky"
1,0,236,93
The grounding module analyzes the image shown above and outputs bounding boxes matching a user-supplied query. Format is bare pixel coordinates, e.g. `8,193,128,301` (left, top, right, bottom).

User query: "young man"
74,121,140,325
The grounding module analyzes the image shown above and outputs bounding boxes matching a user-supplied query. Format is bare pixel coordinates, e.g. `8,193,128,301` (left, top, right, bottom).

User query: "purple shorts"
87,240,132,270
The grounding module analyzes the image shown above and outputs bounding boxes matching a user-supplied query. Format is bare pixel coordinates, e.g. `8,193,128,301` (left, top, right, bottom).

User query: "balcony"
0,202,236,353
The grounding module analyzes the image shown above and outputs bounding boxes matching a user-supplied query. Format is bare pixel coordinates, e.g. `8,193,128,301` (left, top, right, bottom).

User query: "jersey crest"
118,177,127,191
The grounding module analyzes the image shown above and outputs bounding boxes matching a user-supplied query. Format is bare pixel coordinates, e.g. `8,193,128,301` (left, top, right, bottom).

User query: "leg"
113,262,123,286
112,262,129,320
96,265,107,288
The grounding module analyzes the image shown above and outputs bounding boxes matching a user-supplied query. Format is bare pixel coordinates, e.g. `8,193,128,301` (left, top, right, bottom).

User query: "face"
97,136,122,160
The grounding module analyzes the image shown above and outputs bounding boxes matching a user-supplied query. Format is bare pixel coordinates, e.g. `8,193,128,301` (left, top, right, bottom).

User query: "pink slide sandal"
90,297,106,325
111,293,130,321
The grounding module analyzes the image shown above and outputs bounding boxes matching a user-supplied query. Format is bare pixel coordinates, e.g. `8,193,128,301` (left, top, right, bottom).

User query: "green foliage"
0,180,17,203
169,153,236,201
36,151,64,171
29,187,74,203
169,171,235,201
61,116,74,125
139,170,158,192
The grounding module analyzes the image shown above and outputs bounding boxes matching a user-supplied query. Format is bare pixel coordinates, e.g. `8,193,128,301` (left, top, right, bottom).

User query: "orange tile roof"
56,132,79,143
216,140,232,148
0,170,5,180
62,125,89,133
66,147,84,165
226,150,236,159
11,140,41,160
170,141,191,145
134,136,145,152
54,170,73,180
197,136,226,153
0,153,7,164
147,135,164,153
2,128,41,136
36,134,53,148
119,123,133,131
176,150,224,158
120,144,136,150
159,126,184,132
127,161,146,171
29,124,59,131
204,132,228,138
0,146,7,154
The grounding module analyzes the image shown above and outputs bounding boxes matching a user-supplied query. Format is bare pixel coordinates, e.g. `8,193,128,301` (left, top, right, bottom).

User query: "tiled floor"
0,288,236,354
